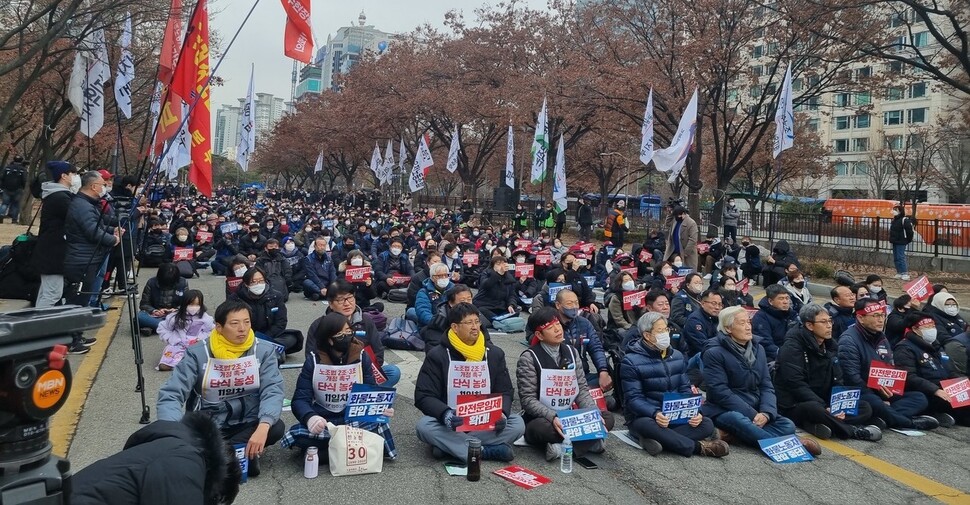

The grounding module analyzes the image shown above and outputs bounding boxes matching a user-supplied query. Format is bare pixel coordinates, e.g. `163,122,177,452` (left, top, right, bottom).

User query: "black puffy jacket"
231,285,288,338
774,326,843,411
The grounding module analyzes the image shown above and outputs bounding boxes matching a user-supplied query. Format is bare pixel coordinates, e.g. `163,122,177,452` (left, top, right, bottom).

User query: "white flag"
148,81,163,160
773,62,795,159
399,136,407,172
113,14,134,119
639,89,654,166
69,29,110,137
314,151,324,173
505,125,515,188
370,144,383,178
446,125,460,173
530,97,549,183
553,134,567,214
236,64,256,171
381,139,395,185
653,89,698,183
162,101,191,179
409,135,434,192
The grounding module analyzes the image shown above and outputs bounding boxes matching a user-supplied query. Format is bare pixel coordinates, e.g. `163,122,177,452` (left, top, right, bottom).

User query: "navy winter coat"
620,339,693,421
304,251,337,293
562,314,608,375
684,309,718,357
701,332,779,421
837,324,893,389
751,296,798,361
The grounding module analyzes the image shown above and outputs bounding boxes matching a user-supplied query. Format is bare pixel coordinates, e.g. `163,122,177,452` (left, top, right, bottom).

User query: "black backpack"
2,166,25,192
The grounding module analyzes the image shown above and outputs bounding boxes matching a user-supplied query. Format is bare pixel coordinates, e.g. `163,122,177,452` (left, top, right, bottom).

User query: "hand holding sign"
867,361,907,396
455,394,503,432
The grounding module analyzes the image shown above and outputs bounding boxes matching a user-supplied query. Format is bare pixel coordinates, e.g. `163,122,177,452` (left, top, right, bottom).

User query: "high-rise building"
320,11,395,91
213,93,287,159
294,47,327,101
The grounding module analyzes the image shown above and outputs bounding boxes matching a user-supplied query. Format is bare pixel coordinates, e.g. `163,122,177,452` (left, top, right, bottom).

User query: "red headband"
855,301,887,316
916,318,935,328
530,320,559,346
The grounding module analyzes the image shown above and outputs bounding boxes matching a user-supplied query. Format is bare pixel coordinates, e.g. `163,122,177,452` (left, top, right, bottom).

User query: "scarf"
448,329,486,361
540,342,561,363
209,328,255,359
730,338,756,367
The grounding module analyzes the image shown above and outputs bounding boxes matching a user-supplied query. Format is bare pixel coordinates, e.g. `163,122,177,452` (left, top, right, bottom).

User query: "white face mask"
920,327,938,344
350,257,364,267
945,306,960,317
661,269,673,277
516,257,526,264
450,253,459,260
186,305,201,316
622,280,636,291
99,185,109,197
673,261,683,268
69,173,82,193
653,331,671,350
249,283,266,295
284,243,296,252
233,267,247,278
390,247,403,256
436,278,450,289
869,285,882,294
177,235,188,241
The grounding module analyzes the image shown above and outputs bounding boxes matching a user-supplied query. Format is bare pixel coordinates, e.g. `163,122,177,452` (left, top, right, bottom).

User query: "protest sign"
867,361,907,395
558,408,608,442
829,387,861,416
623,290,647,310
493,466,551,489
661,393,703,425
455,394,503,432
345,267,371,283
345,383,396,423
941,378,970,408
515,263,535,278
759,435,814,463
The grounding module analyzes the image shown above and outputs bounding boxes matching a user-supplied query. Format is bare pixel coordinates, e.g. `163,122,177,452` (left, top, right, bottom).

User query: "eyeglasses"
332,295,355,304
458,319,481,327
809,318,833,324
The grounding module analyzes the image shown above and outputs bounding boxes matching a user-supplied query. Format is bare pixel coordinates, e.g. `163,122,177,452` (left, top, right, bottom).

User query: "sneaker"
698,439,730,458
804,422,832,440
545,443,562,461
893,273,903,279
933,413,956,428
870,417,888,431
139,327,153,337
900,274,911,281
853,425,882,442
638,437,662,456
481,444,514,462
67,343,90,355
911,415,940,430
80,336,97,347
798,437,822,456
247,456,260,477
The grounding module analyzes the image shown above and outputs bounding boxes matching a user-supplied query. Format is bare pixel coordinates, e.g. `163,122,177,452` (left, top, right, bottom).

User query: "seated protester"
230,267,303,355
927,283,948,307
761,239,800,287
697,232,719,275
212,230,241,276
225,256,251,298
302,236,337,301
683,290,722,358
894,312,970,427
671,273,704,329
331,235,358,266
281,312,397,458
157,300,285,479
838,298,939,431
192,222,217,263
412,238,439,275
647,261,677,293
337,250,381,311
739,237,761,282
701,306,821,456
708,259,740,291
718,276,753,308
775,304,882,441
70,412,241,505
414,303,526,461
139,218,173,268
826,285,858,339
865,274,887,304
473,256,519,323
255,239,293,302
442,243,465,282
171,227,198,264
559,252,601,317
886,295,916,346
238,223,266,261
783,269,812,314
511,251,540,312
607,272,646,331
621,312,729,458
408,251,442,309
926,292,968,341
312,280,401,388
549,237,569,265
373,237,414,298
751,284,799,362
157,289,215,371
413,263,454,327
517,308,615,461
423,285,494,349
138,263,188,337
622,291,689,354
556,289,612,390
668,254,689,275
280,237,305,293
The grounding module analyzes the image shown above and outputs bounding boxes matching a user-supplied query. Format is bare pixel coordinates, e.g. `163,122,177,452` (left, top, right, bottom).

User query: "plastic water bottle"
560,438,573,474
304,447,319,479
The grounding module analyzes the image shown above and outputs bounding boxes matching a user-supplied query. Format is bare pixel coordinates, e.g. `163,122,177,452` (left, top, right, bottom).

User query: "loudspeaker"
493,185,519,212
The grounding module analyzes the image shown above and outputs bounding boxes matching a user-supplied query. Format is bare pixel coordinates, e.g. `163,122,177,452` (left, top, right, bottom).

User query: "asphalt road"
65,269,970,505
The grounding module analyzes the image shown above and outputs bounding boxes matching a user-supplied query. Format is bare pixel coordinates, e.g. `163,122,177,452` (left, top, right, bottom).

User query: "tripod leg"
118,218,151,424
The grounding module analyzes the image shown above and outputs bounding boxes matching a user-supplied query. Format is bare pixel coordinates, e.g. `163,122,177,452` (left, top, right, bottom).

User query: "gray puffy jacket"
722,205,741,227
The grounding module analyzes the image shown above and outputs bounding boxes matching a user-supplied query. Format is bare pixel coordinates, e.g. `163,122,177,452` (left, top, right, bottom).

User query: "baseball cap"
46,161,76,180
97,169,114,180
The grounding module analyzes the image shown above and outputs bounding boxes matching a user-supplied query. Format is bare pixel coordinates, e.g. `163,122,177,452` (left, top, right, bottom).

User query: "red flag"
153,0,184,156
171,0,212,196
281,0,313,63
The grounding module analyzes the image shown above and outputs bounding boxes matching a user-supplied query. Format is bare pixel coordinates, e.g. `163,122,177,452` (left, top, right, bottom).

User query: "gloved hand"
307,415,326,435
441,409,464,431
494,414,507,433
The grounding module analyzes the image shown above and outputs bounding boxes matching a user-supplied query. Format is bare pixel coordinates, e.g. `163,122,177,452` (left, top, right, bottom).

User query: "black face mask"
331,333,353,352
344,243,355,250
792,281,805,289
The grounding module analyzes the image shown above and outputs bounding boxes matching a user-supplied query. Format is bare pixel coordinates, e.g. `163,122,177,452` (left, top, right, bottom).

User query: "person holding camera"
663,205,698,273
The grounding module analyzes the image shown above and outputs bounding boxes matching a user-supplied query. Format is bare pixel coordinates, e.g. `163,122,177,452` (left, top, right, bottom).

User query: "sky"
209,0,550,110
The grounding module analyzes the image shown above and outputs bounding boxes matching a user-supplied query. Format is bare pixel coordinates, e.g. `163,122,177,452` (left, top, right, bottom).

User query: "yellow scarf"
209,328,256,359
448,329,486,361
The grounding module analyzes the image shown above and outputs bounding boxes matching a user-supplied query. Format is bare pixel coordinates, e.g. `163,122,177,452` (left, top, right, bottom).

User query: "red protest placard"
227,277,243,294
623,290,647,310
665,276,686,290
578,243,596,255
738,278,750,296
195,231,213,243
463,254,480,266
455,394,503,432
588,387,608,411
867,361,907,395
515,239,533,250
389,274,411,286
903,275,932,302
697,243,710,255
345,267,371,283
362,345,388,385
535,250,553,266
620,266,638,277
173,247,193,261
941,378,970,408
514,263,535,278
418,240,427,250
639,249,652,263
493,466,552,489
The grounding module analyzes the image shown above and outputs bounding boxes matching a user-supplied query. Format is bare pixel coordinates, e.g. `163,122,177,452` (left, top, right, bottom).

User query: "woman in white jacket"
158,289,215,371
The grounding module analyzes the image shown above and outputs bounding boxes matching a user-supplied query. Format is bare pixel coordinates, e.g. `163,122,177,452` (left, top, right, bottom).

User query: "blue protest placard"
322,219,335,229
220,222,240,235
547,283,573,303
830,386,861,416
558,408,607,442
661,393,703,426
344,383,396,424
758,435,814,464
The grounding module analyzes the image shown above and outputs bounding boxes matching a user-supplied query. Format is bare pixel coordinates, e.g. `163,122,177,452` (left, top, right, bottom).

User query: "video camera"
0,306,106,504
666,197,686,209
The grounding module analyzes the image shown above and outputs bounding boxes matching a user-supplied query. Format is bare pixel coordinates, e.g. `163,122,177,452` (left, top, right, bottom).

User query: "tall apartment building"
319,12,395,91
213,93,287,159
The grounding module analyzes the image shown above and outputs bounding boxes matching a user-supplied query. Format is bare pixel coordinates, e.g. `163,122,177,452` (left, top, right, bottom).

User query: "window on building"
749,84,762,98
834,93,851,107
727,88,739,102
750,65,763,77
856,67,872,79
885,135,904,150
751,45,764,58
907,107,927,123
855,92,871,105
886,61,904,74
834,162,849,176
767,42,779,55
892,35,907,50
853,138,870,152
805,96,820,110
908,133,923,148
765,83,777,95
886,86,904,100
854,114,871,128
912,31,929,47
834,139,850,153
835,116,851,130
807,118,820,132
884,110,903,125
910,82,926,98
890,14,906,27
853,161,870,175
792,78,803,91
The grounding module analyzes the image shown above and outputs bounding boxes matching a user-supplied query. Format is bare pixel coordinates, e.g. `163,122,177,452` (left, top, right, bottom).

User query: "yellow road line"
816,438,970,504
50,298,124,457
